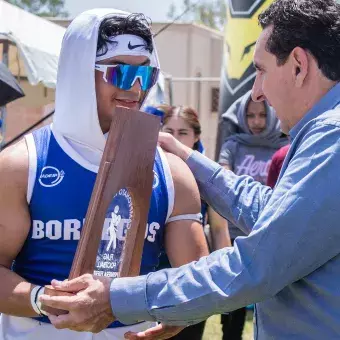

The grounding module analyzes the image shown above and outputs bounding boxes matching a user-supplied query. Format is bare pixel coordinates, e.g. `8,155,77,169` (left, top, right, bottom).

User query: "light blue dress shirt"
110,83,340,339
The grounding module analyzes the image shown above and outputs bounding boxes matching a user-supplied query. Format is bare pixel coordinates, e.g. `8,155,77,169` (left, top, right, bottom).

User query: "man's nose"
252,75,265,103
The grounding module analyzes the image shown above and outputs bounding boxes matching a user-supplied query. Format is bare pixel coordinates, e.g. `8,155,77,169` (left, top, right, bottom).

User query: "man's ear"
291,47,309,88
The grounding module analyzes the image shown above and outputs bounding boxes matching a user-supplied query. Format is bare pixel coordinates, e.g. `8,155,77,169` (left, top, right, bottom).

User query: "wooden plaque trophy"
43,107,161,314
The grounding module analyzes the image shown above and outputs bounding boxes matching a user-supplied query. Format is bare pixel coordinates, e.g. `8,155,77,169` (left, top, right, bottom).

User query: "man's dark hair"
258,0,340,81
97,13,153,57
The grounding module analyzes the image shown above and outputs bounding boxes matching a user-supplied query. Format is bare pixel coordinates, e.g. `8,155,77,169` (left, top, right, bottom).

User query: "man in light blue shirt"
41,0,340,338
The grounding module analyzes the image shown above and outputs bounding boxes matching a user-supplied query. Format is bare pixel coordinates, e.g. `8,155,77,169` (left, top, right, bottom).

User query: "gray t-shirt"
219,140,276,238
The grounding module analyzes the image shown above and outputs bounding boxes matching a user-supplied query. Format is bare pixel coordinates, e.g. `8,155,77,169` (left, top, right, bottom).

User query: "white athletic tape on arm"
36,287,49,316
167,213,203,224
30,286,49,316
30,285,42,315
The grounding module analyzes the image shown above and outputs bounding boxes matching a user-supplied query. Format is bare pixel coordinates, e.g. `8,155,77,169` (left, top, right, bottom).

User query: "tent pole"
2,110,54,149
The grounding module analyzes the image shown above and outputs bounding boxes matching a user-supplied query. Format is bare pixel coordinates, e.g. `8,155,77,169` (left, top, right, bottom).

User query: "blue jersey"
13,125,173,328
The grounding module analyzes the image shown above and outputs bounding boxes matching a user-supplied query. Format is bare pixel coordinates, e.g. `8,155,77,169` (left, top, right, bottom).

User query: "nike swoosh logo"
128,41,146,50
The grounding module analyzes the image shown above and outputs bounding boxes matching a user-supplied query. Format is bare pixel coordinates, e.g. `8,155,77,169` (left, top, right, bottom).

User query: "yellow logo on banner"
224,0,273,93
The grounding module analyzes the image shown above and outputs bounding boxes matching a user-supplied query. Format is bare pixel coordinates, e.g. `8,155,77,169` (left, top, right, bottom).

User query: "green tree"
5,0,68,17
167,0,227,31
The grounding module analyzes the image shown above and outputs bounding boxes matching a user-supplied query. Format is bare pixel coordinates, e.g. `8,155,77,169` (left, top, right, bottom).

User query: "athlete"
0,9,209,340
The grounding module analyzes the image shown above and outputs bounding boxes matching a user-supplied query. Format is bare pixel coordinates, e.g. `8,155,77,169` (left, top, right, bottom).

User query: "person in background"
217,90,288,339
266,144,290,188
158,104,232,340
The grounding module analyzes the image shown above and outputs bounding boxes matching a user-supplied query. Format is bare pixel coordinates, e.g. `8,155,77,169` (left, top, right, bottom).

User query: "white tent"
0,0,65,88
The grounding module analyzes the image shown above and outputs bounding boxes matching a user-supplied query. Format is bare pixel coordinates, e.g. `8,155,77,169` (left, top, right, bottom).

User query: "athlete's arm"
164,153,209,267
0,139,40,316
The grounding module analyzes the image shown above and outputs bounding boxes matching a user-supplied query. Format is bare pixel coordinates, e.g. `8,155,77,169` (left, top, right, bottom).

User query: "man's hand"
39,274,115,333
124,323,185,339
158,132,193,161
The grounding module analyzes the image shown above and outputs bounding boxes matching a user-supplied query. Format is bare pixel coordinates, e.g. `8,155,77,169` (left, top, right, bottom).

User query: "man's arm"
164,153,209,266
158,132,273,235
106,122,340,325
0,140,40,317
186,151,272,235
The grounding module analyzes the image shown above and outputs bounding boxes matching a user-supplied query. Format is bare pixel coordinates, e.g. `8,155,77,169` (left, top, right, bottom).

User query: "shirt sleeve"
218,140,236,167
110,121,340,326
186,151,273,235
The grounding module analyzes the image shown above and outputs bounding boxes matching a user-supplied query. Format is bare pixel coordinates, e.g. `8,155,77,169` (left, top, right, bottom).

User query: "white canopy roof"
0,1,167,102
0,0,65,88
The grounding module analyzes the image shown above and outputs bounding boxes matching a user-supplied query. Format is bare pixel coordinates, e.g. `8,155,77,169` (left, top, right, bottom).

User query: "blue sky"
63,0,184,21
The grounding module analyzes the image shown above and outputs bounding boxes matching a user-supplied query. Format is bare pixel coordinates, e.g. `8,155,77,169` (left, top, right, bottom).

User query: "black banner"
215,0,273,159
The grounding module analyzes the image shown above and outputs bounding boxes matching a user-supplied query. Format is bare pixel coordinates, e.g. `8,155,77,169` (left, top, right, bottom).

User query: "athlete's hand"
158,132,193,161
40,274,115,333
124,323,186,339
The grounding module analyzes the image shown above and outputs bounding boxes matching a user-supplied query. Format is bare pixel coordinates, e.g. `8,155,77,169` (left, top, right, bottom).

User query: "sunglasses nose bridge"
131,75,144,91
129,79,142,94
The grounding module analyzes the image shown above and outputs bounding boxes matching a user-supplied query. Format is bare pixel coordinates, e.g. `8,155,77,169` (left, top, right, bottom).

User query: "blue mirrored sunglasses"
95,64,160,91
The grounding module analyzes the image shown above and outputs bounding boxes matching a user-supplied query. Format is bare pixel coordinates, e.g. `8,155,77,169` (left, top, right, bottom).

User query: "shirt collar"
290,82,340,140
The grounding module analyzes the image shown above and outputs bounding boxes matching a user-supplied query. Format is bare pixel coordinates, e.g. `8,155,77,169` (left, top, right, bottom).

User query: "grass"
202,310,254,340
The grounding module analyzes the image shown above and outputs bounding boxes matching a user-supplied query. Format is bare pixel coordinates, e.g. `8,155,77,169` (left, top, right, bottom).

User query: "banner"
215,0,273,159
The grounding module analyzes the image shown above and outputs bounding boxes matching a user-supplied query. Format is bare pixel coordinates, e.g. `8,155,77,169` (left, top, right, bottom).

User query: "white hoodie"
52,9,160,167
